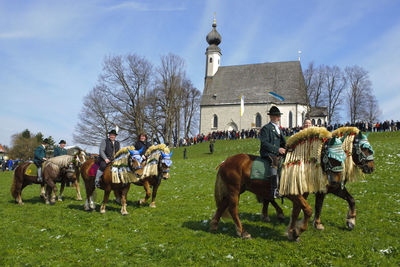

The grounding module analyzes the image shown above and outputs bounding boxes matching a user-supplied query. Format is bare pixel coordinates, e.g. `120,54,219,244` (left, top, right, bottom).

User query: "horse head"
73,149,87,167
159,151,173,180
321,137,346,185
352,131,375,174
128,148,144,177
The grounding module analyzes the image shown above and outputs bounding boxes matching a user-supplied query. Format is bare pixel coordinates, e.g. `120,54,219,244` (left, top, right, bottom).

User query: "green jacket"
259,122,286,158
34,145,46,166
54,146,67,157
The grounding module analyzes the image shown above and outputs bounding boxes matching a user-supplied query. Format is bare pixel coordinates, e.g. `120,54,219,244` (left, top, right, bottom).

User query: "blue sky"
1,0,399,149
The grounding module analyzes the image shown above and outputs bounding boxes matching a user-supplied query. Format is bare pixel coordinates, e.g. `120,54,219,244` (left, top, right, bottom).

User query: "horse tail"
215,161,225,170
11,170,18,199
214,172,231,220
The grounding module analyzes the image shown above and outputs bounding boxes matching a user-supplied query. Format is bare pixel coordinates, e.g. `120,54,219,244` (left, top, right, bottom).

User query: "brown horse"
262,128,375,231
11,152,83,205
80,147,144,215
39,150,86,201
313,128,375,230
210,136,346,241
114,150,173,208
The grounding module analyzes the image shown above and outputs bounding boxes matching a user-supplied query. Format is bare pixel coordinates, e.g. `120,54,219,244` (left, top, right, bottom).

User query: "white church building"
200,20,326,134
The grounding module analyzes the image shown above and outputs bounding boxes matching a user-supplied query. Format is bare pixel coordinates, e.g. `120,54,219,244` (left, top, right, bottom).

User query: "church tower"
205,18,222,79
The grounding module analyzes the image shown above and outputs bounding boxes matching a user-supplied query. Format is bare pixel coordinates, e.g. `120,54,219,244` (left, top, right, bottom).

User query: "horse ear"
128,149,134,156
358,131,363,138
138,147,144,154
169,151,173,157
340,133,348,143
328,138,335,146
161,151,166,158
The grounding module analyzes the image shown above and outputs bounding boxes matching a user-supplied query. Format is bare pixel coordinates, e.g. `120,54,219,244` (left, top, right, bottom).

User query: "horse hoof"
139,199,145,205
241,232,252,239
100,209,106,214
262,216,271,222
288,230,300,242
150,203,156,208
58,198,63,202
314,222,325,230
347,222,355,230
77,197,82,201
18,202,24,206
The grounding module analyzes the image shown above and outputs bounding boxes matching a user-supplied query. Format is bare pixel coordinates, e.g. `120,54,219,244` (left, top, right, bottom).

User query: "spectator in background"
303,119,312,130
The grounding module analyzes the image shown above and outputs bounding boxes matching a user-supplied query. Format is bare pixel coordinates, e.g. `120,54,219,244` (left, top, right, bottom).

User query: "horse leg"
15,183,24,205
45,184,52,205
261,200,270,222
120,185,130,215
287,195,312,241
100,188,111,214
47,180,57,205
114,189,122,204
58,181,65,201
270,199,285,223
331,186,356,230
228,193,251,239
139,180,151,205
314,192,326,230
75,180,82,201
149,183,160,208
40,184,46,199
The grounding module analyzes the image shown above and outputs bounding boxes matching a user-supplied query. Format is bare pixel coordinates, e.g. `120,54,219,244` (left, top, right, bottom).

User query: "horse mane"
47,155,74,168
280,127,332,196
332,127,363,183
114,146,136,159
145,144,170,156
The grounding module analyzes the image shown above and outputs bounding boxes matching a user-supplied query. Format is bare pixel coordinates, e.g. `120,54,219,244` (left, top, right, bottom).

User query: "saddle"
250,156,282,181
89,162,100,177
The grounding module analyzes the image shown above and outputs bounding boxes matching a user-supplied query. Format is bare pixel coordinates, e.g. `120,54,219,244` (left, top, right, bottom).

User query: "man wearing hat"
34,138,49,182
260,106,286,198
54,140,67,157
95,129,120,188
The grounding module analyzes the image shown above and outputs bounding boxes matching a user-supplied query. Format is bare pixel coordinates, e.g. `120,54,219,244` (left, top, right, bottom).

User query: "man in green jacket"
34,138,49,182
54,140,67,157
259,106,286,198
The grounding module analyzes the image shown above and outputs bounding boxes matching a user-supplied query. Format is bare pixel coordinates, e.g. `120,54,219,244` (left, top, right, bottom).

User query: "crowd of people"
0,158,21,171
176,120,400,147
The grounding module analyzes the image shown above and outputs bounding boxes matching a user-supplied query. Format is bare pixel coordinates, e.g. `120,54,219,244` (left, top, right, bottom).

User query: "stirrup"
37,177,43,183
95,180,101,188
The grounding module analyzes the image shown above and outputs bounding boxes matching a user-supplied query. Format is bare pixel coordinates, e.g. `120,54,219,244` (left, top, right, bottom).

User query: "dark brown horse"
80,148,144,215
210,136,346,241
11,152,84,205
262,128,375,231
114,150,173,208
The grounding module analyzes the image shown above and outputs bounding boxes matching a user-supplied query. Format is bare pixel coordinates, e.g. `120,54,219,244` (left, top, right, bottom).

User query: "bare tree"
323,65,347,124
345,65,372,124
182,79,201,138
73,85,113,146
97,54,153,143
364,93,381,123
154,53,186,144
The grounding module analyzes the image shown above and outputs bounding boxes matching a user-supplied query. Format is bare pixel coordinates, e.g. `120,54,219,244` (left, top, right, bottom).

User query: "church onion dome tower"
205,18,222,78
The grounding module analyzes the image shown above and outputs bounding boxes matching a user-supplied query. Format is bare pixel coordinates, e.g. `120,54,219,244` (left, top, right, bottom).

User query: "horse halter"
353,136,374,165
159,151,173,177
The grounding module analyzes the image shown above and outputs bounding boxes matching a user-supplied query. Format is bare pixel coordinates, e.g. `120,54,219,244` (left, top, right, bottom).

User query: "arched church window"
213,114,218,128
256,113,262,128
312,119,315,125
317,119,322,126
210,57,213,63
302,112,305,123
289,111,293,128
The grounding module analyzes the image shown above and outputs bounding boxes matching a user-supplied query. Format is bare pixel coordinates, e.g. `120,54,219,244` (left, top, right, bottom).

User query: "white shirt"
271,121,281,135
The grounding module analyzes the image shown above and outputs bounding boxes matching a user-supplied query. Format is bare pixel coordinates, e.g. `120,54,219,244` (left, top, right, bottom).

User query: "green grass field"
1,132,399,266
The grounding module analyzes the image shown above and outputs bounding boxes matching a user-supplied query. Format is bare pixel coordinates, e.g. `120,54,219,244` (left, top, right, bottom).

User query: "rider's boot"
95,169,103,188
37,167,43,183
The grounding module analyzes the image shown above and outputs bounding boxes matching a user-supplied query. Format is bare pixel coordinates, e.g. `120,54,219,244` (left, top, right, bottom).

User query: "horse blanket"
250,157,272,181
89,162,99,177
24,163,38,177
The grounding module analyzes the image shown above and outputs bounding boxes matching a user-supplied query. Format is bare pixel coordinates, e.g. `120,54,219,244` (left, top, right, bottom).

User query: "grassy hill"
0,131,399,266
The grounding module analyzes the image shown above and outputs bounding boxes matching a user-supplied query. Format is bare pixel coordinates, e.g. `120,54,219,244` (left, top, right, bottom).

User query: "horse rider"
259,106,286,198
303,119,312,130
54,140,67,157
34,138,49,183
95,129,120,188
134,132,151,158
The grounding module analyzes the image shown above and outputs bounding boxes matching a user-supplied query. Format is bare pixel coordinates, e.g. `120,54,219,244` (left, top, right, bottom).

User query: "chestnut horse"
262,128,375,231
114,150,173,208
11,151,84,205
39,150,86,201
210,137,346,241
80,148,144,215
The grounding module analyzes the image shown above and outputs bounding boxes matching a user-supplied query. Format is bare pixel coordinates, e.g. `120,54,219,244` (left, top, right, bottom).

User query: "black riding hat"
267,106,282,116
108,129,118,136
42,138,50,144
59,140,66,144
